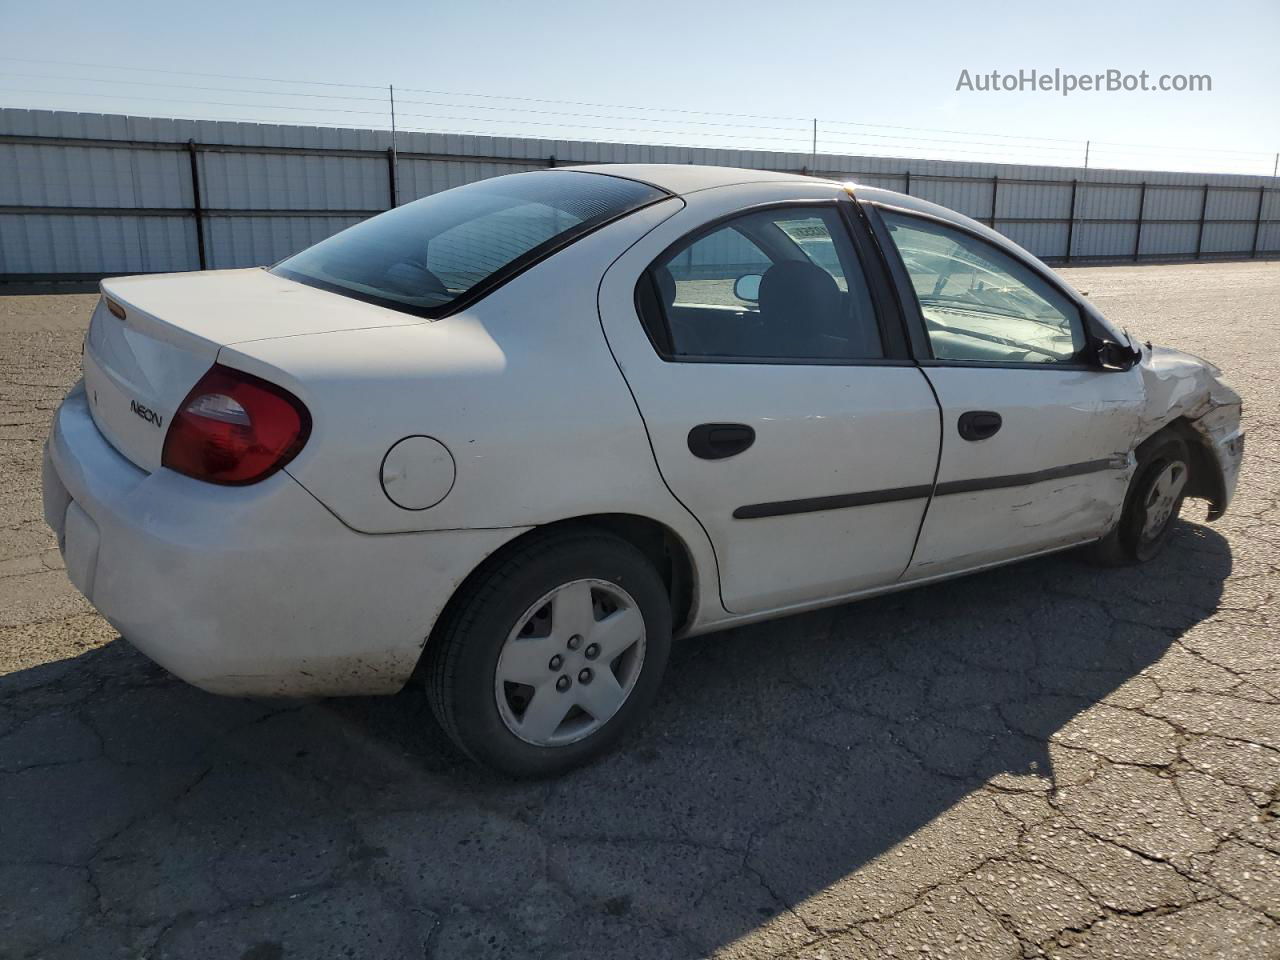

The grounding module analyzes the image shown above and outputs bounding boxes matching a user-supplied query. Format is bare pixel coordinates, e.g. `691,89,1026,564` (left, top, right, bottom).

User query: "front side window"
640,206,883,361
274,171,665,317
881,211,1086,364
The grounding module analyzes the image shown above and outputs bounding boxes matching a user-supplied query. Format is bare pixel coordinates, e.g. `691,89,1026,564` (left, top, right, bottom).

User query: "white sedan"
43,165,1244,776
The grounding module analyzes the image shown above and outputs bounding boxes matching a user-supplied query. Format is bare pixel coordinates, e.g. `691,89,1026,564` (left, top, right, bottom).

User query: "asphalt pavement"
1,260,1277,959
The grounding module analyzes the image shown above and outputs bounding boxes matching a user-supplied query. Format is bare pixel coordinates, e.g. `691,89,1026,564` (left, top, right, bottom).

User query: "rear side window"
274,171,666,317
638,206,883,362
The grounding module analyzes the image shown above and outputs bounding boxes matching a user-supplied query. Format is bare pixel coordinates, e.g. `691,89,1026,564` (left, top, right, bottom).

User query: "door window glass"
643,207,883,360
881,211,1086,364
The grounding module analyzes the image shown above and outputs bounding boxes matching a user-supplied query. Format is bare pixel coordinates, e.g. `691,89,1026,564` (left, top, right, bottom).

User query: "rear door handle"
688,423,756,460
957,410,1002,441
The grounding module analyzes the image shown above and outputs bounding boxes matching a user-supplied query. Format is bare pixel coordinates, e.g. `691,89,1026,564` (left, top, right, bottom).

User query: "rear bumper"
44,382,524,697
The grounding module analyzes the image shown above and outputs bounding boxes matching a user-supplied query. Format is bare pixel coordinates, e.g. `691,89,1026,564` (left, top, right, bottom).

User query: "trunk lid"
84,268,423,472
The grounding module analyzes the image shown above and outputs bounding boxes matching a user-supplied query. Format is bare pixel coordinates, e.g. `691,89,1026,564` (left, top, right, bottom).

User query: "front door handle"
688,423,756,460
958,410,1002,441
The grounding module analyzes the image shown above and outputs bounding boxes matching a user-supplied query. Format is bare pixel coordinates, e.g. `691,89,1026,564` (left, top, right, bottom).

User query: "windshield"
272,170,666,317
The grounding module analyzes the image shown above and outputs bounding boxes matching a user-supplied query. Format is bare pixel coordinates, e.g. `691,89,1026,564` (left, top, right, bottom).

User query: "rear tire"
1090,433,1190,566
425,528,671,777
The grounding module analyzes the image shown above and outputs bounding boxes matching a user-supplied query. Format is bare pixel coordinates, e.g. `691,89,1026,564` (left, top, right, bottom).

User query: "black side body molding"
732,458,1119,520
933,458,1117,496
733,485,934,520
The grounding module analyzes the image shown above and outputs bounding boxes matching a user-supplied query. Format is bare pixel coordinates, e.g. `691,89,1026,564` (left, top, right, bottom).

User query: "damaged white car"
43,165,1243,775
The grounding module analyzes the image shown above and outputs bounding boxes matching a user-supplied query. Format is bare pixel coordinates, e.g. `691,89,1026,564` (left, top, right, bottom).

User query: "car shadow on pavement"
0,520,1233,958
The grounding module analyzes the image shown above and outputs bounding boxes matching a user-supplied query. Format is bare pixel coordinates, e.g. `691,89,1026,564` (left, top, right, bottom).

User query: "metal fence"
2,108,1277,281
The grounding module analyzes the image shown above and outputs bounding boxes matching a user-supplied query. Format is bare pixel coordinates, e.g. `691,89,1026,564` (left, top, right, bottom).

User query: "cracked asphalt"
1,260,1278,960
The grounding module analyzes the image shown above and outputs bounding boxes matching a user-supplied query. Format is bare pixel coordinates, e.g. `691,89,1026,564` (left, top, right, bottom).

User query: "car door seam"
902,364,945,577
591,198,731,620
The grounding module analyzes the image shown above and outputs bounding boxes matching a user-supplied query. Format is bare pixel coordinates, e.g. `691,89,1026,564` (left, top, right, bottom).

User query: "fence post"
547,155,556,168
186,140,207,271
1064,178,1078,262
1251,185,1266,258
1195,184,1210,259
1133,182,1147,262
386,147,397,210
989,175,999,228
388,85,399,208
903,170,911,195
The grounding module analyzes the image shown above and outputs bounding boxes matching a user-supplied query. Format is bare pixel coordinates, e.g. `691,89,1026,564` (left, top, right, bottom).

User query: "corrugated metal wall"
1,107,1276,279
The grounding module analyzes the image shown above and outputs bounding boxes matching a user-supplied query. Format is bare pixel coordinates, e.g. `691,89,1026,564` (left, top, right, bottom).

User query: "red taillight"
162,364,311,486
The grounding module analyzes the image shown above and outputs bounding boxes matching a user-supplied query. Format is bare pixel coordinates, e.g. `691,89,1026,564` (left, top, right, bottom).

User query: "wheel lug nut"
548,654,563,670
567,634,583,651
578,668,593,684
556,675,571,692
585,643,600,660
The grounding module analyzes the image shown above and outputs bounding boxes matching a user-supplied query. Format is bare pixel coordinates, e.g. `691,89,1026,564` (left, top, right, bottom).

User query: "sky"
2,0,1278,176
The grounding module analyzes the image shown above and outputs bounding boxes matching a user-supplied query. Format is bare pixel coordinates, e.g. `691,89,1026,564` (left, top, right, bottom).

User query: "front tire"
1090,433,1190,566
425,529,672,777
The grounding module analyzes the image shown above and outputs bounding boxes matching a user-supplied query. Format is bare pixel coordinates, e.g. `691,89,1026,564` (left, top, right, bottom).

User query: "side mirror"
733,274,762,303
1095,339,1140,371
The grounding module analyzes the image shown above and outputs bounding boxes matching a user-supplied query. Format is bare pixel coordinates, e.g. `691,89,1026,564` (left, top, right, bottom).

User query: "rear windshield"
272,170,666,317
